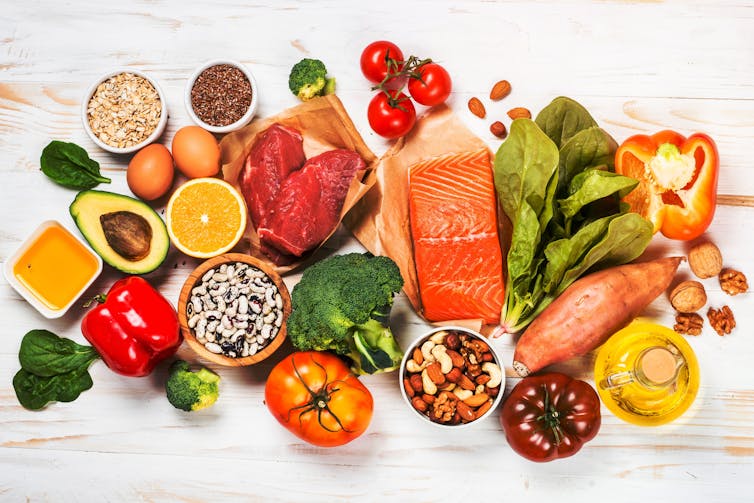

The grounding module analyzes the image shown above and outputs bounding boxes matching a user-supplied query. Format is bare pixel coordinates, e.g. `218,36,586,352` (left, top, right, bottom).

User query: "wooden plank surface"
1,1,753,501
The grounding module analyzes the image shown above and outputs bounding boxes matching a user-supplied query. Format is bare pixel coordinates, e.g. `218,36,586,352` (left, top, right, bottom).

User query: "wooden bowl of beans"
177,253,291,366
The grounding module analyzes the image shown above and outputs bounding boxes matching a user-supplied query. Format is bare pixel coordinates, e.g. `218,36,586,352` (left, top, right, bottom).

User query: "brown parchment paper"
220,95,378,274
344,105,492,331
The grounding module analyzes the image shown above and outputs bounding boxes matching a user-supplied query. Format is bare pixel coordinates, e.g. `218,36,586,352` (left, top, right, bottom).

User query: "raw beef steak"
258,149,365,257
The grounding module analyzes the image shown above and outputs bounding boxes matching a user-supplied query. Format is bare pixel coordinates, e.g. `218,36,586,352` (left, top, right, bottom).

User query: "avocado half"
70,190,169,274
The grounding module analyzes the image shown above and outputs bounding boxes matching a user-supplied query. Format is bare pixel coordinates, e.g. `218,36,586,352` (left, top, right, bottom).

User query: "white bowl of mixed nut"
400,327,505,428
82,69,168,154
177,253,291,367
184,60,258,134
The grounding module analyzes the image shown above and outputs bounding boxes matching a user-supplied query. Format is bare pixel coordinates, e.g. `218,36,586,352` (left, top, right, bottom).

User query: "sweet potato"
512,256,682,377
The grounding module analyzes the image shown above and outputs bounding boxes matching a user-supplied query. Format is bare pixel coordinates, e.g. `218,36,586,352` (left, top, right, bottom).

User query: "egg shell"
127,144,175,201
171,126,221,179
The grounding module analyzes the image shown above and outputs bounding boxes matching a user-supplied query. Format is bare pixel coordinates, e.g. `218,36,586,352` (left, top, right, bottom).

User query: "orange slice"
166,178,247,258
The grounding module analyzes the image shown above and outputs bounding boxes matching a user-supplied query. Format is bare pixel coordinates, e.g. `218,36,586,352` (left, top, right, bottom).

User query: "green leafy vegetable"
13,329,100,410
493,97,653,335
40,140,111,190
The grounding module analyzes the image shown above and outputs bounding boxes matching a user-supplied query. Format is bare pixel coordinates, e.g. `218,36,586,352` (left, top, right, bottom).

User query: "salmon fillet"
408,149,504,323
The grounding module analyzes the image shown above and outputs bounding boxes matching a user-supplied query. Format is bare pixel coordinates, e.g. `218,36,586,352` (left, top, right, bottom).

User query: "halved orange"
166,178,247,258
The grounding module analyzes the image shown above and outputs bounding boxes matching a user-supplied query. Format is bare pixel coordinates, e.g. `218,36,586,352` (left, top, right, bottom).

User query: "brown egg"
171,126,221,179
127,144,175,200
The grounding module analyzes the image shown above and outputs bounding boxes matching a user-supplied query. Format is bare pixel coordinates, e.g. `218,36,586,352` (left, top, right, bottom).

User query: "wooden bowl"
177,253,291,366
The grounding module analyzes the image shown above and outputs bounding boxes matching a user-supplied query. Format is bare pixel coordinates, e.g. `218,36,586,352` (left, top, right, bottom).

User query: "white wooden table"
2,1,753,501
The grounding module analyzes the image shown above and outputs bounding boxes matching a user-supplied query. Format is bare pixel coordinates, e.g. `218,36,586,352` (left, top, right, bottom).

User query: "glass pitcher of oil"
594,321,700,426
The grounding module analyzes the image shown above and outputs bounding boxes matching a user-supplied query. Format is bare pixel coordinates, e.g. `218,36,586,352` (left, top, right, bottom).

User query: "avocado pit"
100,211,153,261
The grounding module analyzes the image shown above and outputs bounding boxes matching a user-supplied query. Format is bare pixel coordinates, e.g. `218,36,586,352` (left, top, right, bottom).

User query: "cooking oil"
594,320,700,426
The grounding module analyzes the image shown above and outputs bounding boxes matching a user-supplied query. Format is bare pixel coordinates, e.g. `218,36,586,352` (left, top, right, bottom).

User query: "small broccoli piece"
288,58,335,101
165,360,220,412
287,253,405,374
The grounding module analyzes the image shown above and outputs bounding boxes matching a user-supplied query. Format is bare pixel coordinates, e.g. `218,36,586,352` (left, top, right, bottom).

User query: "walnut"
707,306,736,336
669,281,707,313
674,312,704,336
719,268,748,296
431,391,457,423
688,242,723,279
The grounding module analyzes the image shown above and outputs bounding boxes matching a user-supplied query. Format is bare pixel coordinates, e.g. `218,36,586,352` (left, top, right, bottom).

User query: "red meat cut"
258,149,365,257
238,124,305,228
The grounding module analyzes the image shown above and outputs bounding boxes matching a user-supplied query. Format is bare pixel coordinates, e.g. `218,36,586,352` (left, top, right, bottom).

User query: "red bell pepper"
81,276,181,377
615,130,718,240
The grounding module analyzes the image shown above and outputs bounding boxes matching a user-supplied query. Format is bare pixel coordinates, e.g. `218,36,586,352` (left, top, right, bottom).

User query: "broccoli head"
288,58,336,101
287,253,405,374
165,360,220,411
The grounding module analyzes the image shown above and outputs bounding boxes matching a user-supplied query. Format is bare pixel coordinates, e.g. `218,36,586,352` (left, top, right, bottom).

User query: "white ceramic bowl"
82,68,168,154
3,220,102,319
399,326,506,429
184,60,259,134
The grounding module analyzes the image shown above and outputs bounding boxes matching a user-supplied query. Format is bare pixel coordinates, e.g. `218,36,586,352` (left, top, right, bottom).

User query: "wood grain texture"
1,0,753,501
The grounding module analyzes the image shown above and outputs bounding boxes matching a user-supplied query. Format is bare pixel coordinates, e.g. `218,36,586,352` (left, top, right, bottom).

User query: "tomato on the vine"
265,351,373,448
360,40,404,86
407,63,452,106
367,91,416,139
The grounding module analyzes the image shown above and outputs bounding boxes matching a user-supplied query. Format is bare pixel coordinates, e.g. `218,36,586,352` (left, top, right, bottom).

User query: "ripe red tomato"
408,63,452,106
367,91,416,139
360,40,404,86
265,351,373,447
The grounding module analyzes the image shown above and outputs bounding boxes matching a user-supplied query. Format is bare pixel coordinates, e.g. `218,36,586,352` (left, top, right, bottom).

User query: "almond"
411,396,428,412
446,349,465,368
426,362,446,385
463,392,490,408
458,374,476,391
474,399,494,419
403,378,415,398
409,373,423,393
412,347,424,366
456,401,476,422
490,121,507,138
422,393,436,404
489,80,512,101
507,107,531,119
445,367,462,383
475,374,491,386
468,97,486,118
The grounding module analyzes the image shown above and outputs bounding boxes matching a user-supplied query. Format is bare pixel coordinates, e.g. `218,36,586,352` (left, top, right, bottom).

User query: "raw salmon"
408,149,504,323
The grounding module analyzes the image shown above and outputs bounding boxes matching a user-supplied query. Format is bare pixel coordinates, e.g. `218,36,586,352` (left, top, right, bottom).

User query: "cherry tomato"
265,351,373,448
360,40,404,86
408,63,452,107
367,91,416,139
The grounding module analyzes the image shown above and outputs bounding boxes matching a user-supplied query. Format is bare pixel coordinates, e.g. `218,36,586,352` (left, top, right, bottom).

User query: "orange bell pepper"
615,130,718,241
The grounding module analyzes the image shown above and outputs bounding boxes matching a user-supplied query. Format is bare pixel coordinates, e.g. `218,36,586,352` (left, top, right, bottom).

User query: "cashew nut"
475,384,485,394
406,359,428,373
420,340,437,362
430,345,453,374
482,362,502,388
421,369,437,395
429,331,447,344
453,388,473,401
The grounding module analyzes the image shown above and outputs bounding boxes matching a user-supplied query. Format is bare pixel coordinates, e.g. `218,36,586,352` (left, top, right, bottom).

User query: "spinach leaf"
13,368,94,411
559,170,639,221
494,119,559,225
40,140,111,190
558,126,618,192
19,329,99,377
535,96,598,148
13,329,99,411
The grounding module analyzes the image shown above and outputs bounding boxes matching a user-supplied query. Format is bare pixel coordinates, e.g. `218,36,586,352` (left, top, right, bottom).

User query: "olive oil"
594,321,700,426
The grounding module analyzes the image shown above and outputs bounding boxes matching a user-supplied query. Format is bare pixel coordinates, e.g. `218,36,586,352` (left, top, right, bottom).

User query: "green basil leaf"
557,126,617,193
40,140,111,190
13,368,94,411
559,170,639,220
535,96,598,148
19,329,99,377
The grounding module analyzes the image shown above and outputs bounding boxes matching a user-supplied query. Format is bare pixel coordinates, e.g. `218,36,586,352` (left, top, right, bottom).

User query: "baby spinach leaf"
559,170,639,221
535,97,598,148
13,368,94,411
40,140,111,190
558,126,618,192
19,329,99,377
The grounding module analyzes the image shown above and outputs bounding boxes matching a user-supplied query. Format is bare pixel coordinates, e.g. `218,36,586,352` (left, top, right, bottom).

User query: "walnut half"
719,268,748,296
674,312,704,336
707,306,736,336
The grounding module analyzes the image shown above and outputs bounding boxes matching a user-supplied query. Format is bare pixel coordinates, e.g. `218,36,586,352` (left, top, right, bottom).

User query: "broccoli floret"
165,360,220,412
287,253,405,375
288,58,336,101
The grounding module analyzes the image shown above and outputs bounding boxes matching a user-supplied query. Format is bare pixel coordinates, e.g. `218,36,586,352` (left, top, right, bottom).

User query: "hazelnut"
670,280,707,313
688,242,723,279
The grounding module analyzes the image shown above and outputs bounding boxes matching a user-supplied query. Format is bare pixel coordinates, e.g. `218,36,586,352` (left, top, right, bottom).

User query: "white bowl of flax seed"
185,60,258,134
82,69,168,154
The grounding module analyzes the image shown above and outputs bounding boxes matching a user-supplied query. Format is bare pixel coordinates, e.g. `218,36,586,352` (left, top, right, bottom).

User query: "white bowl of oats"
82,69,168,154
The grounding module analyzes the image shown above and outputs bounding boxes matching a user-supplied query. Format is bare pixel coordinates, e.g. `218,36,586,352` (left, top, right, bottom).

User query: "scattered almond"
507,107,531,119
489,80,512,101
468,97,486,118
490,121,507,138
